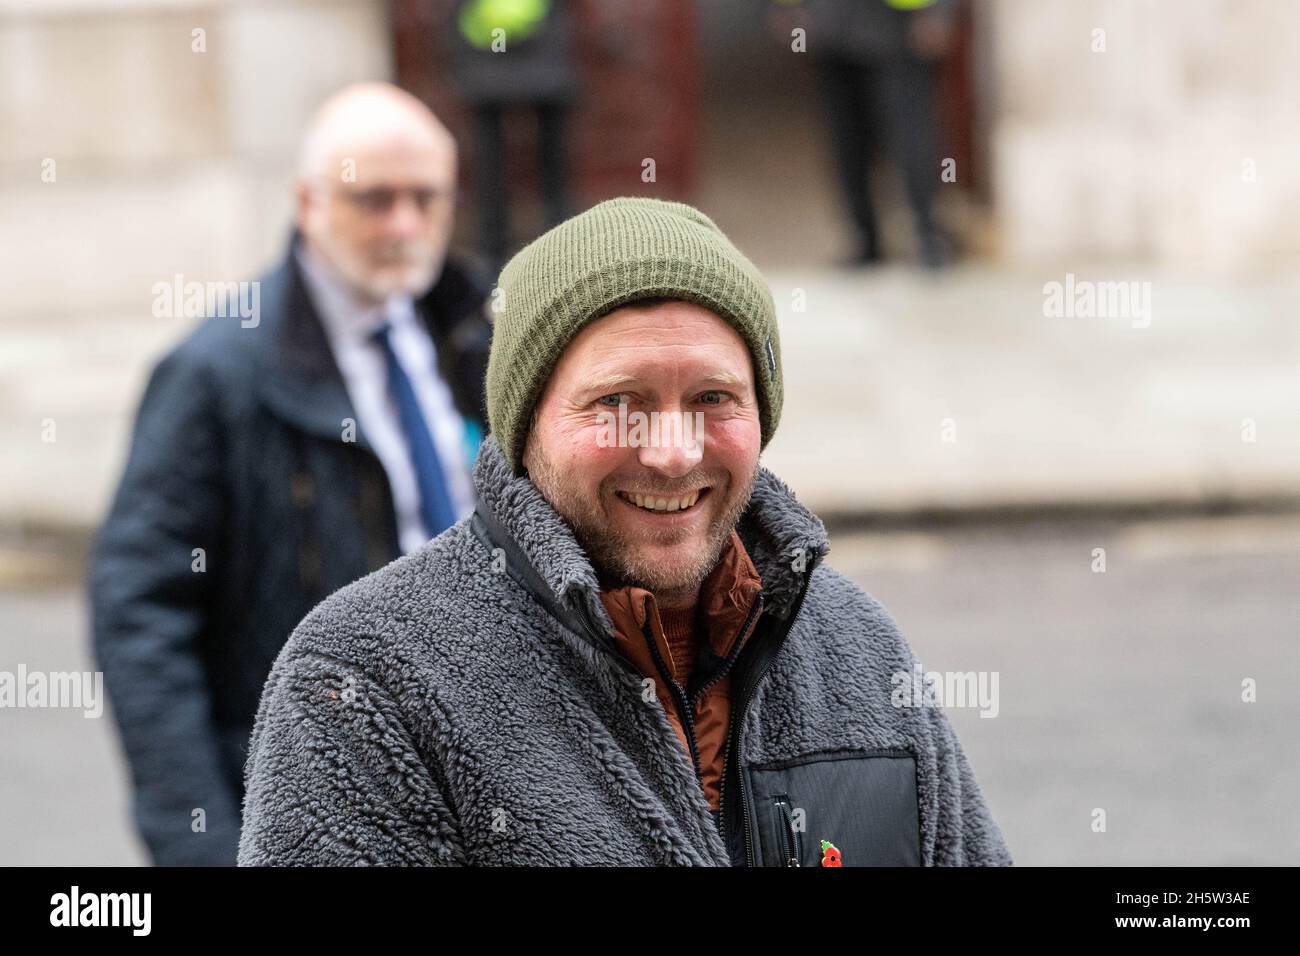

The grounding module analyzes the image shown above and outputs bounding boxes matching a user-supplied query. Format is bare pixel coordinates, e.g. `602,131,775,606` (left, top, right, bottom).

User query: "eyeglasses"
334,185,456,216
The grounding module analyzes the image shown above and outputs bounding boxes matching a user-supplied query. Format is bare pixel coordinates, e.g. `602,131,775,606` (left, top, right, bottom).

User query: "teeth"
622,490,703,512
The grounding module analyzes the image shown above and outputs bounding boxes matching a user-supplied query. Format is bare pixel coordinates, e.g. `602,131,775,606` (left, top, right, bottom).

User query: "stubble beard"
525,438,759,606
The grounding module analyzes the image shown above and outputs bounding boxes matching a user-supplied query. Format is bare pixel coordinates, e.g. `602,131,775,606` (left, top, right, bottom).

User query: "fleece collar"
471,433,830,644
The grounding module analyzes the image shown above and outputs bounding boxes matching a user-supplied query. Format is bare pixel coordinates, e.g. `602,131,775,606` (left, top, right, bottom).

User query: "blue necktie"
371,320,458,538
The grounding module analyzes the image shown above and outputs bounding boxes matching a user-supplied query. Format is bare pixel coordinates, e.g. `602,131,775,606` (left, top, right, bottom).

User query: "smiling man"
239,197,1012,866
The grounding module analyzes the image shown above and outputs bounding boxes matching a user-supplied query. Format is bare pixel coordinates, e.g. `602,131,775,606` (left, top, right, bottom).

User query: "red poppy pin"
819,839,842,867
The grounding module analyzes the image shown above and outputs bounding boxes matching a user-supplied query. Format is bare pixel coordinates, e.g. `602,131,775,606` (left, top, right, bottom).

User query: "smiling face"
522,300,763,609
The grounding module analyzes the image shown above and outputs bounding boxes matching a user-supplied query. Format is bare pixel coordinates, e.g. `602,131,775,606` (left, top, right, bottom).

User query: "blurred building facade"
3,0,1299,529
988,0,1300,272
1,0,393,528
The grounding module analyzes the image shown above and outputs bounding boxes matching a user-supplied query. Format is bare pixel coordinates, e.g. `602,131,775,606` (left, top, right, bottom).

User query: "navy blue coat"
88,239,492,865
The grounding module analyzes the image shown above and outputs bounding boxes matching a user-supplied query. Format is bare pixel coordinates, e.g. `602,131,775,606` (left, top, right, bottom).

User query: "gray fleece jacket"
238,433,1013,866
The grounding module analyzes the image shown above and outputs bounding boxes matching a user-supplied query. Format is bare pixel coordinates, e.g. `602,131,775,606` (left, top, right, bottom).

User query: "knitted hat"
485,196,782,475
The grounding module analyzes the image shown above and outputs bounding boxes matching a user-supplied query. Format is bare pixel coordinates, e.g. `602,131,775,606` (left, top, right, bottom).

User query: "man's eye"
597,393,626,407
699,391,726,405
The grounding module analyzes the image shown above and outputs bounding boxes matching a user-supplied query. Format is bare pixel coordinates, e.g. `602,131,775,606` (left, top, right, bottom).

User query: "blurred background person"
87,82,493,865
447,0,578,272
770,0,957,268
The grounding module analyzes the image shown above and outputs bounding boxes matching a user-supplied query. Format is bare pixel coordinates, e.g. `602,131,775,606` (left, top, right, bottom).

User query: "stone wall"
0,0,392,527
989,0,1300,272
4,0,1298,530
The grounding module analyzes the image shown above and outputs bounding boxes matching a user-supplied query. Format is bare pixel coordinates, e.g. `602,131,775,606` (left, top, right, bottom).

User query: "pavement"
833,512,1300,866
3,512,1296,866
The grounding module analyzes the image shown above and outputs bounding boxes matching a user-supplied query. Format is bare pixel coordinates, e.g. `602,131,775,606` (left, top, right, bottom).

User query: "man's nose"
635,408,704,476
385,194,425,236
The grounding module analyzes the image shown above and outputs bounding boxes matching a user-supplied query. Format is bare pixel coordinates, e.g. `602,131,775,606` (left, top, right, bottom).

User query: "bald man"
89,83,493,865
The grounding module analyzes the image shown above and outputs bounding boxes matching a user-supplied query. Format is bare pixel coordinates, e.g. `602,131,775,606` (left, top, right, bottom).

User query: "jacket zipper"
639,614,704,779
773,796,802,866
718,572,814,867
485,506,793,867
641,592,765,790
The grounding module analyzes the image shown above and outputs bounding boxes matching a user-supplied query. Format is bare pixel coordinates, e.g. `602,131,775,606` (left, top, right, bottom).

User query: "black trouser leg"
875,53,945,255
535,100,572,229
817,56,881,258
474,103,508,271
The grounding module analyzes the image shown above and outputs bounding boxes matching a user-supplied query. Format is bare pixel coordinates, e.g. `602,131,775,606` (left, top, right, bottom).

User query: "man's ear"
519,429,531,478
293,178,315,233
520,404,541,476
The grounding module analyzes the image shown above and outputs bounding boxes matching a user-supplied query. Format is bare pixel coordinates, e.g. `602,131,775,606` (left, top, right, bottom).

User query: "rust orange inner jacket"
597,529,765,810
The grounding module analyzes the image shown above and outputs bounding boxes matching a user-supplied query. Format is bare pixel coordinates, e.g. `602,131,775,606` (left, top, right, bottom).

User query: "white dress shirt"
296,244,476,554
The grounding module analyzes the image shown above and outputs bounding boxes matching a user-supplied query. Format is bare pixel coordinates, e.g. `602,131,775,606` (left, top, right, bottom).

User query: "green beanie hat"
485,196,782,475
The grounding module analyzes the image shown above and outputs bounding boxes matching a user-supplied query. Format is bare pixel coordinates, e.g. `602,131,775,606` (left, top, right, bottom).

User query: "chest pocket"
748,748,921,867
